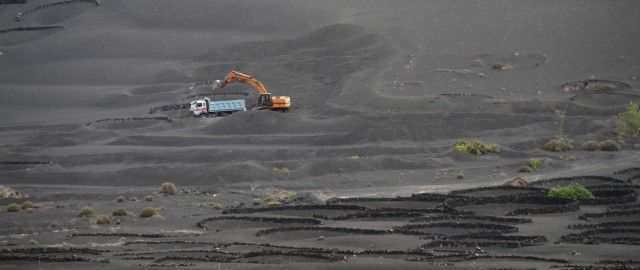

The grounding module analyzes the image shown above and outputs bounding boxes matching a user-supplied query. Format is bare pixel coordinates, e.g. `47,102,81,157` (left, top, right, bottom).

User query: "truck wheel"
199,113,207,118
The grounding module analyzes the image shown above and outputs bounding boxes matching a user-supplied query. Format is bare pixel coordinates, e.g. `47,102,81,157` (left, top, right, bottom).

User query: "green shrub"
548,183,595,200
272,167,291,175
346,155,361,160
617,103,640,137
78,207,94,217
112,208,128,216
6,203,20,212
129,197,138,202
527,158,543,170
453,140,498,155
144,195,154,202
116,196,126,203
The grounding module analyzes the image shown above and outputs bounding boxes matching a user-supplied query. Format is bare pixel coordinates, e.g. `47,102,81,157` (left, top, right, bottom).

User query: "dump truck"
189,97,246,117
215,70,291,112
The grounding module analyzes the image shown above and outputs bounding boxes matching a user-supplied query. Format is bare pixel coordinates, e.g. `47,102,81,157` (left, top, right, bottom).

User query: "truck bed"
209,99,246,112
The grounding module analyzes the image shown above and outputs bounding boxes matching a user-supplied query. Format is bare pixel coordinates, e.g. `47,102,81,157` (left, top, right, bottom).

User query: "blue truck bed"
210,99,246,112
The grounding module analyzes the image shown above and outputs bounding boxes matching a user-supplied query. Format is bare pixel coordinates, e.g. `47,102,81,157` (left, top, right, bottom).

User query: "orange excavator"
214,70,291,112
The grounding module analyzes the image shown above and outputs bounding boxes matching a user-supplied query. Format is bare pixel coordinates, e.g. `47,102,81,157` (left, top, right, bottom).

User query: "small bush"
272,167,291,175
6,203,20,212
263,188,297,205
491,62,512,70
505,177,528,186
581,140,620,151
582,140,601,151
112,208,128,216
527,158,543,170
96,215,111,225
78,207,94,217
560,154,577,161
454,140,498,155
204,202,223,210
518,166,532,173
544,137,572,152
20,200,38,210
599,139,621,151
56,203,69,209
144,195,154,202
548,183,595,200
346,155,361,160
472,58,484,67
456,172,465,179
140,207,159,218
160,182,177,195
29,239,38,245
116,196,126,203
129,197,138,202
617,103,640,137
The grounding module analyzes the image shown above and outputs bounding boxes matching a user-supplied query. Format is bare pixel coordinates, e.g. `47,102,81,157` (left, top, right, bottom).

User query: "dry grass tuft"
491,62,512,70
472,58,484,67
160,182,178,195
505,177,528,186
96,215,111,225
544,137,573,152
112,208,128,216
6,203,20,212
145,195,154,202
263,187,297,205
582,140,601,151
203,202,223,210
116,196,125,203
20,200,39,210
599,139,621,151
78,207,94,217
518,166,532,173
581,139,620,151
140,207,159,218
0,185,27,199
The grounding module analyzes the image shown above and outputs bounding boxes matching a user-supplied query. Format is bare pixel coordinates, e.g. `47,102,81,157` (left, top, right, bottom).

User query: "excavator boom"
217,70,268,94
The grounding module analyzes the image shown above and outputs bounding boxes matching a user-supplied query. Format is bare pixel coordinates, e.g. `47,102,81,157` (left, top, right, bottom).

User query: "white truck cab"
189,99,208,117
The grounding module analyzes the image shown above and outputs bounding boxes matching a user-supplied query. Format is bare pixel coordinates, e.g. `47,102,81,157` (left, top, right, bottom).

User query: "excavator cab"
258,93,273,108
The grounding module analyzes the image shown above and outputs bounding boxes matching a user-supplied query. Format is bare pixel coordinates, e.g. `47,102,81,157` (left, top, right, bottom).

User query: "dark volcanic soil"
1,0,640,269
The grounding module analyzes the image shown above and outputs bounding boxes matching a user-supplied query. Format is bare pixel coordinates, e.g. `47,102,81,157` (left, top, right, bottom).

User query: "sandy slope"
1,0,640,268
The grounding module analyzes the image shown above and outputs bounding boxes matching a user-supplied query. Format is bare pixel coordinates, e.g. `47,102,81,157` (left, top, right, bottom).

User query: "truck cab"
189,99,208,117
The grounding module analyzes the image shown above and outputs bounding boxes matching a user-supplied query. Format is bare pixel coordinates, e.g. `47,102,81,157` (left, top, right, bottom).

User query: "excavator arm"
215,70,269,94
